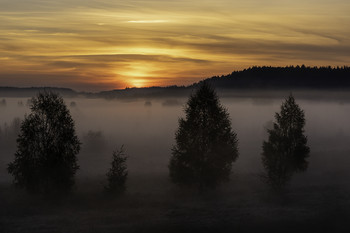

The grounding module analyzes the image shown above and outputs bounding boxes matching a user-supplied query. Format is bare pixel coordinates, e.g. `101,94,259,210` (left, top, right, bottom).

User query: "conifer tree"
105,146,128,194
169,82,238,188
262,94,310,189
8,92,80,195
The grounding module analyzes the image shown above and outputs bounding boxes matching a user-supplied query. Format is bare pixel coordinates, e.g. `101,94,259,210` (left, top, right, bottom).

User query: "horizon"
1,2,350,229
1,65,349,93
1,0,350,91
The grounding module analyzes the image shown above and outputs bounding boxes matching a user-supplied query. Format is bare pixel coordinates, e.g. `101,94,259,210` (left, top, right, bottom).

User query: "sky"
0,0,349,91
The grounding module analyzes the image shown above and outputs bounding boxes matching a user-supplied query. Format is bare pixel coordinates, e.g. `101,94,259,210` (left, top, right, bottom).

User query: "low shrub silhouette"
105,146,128,195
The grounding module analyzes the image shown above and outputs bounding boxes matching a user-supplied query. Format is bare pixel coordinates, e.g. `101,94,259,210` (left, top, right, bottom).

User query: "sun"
113,63,156,88
130,79,147,88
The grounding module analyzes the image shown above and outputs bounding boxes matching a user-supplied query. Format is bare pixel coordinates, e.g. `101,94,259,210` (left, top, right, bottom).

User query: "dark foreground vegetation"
1,173,349,233
169,83,238,188
262,94,310,189
8,92,81,195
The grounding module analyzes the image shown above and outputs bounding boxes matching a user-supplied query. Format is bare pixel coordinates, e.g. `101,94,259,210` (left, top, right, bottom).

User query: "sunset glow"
0,0,349,91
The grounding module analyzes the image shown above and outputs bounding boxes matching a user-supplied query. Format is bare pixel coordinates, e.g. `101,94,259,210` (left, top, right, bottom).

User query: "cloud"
0,0,349,91
127,20,169,23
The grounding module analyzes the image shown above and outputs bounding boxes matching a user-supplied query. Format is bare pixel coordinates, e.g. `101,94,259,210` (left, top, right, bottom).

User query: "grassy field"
1,172,350,233
1,95,350,232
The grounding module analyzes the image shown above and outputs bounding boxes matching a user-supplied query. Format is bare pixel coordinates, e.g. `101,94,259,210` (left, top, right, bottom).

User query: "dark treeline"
97,85,187,99
199,65,350,89
1,66,350,99
0,87,77,98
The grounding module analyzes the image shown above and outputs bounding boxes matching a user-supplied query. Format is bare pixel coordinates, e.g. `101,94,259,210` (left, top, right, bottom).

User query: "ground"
1,172,350,233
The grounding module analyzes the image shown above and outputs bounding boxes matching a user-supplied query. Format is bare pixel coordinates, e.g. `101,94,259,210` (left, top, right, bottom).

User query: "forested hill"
0,87,77,97
98,66,350,98
1,66,350,98
194,66,350,89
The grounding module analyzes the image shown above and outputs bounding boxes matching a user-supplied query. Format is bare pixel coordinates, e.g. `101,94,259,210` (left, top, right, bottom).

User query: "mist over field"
1,91,350,232
1,0,349,229
2,92,350,178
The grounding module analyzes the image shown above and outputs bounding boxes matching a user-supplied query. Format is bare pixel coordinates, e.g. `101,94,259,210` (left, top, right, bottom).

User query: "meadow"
1,91,350,232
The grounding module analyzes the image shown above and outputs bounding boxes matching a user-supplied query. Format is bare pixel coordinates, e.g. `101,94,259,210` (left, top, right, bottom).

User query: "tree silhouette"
0,99,6,107
82,130,106,153
0,117,21,151
169,82,238,189
7,92,81,195
262,94,310,189
105,146,128,194
202,66,350,90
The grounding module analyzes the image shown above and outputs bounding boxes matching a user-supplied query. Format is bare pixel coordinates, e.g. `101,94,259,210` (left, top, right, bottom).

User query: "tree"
0,98,6,107
0,117,21,151
105,146,128,194
262,94,310,189
7,92,81,195
169,82,238,188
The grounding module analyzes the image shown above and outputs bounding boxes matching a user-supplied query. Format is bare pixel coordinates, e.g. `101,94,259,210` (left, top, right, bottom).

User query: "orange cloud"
0,0,349,91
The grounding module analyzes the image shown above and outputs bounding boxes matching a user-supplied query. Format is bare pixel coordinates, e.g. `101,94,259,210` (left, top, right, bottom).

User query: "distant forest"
1,66,350,98
201,65,350,89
